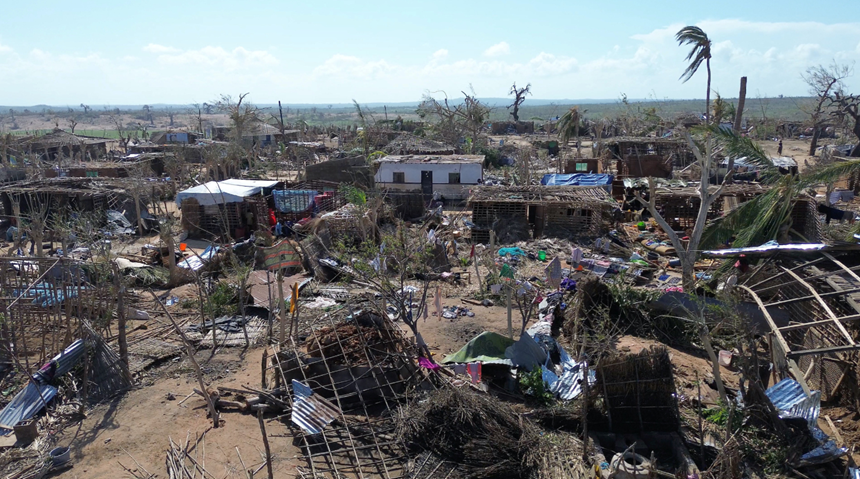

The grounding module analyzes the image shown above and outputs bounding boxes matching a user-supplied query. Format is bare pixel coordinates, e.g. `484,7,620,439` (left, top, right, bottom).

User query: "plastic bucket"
179,243,187,252
50,446,70,466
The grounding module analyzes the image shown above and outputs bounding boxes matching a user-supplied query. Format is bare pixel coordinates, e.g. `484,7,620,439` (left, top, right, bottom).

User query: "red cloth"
268,209,277,226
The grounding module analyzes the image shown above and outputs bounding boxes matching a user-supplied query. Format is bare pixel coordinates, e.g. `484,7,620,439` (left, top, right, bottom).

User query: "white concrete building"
374,155,484,200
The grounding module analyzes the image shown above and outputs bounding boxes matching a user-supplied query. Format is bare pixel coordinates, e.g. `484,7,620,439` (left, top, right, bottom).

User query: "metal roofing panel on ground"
0,383,57,433
291,380,341,435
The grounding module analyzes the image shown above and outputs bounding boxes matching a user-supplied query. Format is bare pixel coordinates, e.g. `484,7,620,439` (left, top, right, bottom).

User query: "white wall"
375,162,482,185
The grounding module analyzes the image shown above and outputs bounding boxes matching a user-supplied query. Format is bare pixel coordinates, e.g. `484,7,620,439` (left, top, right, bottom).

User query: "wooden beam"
787,344,860,358
767,286,860,307
778,313,860,332
739,285,812,396
779,266,856,346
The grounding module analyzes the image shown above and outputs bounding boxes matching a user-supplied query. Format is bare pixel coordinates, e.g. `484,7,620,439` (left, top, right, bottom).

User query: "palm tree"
701,126,860,249
557,106,582,156
676,26,712,124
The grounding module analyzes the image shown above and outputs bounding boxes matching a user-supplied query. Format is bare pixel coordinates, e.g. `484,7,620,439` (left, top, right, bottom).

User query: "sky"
1,0,860,106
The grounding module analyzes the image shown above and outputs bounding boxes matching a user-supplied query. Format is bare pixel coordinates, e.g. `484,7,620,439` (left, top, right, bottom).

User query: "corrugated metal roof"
765,378,820,428
0,383,57,433
0,339,86,434
291,380,340,435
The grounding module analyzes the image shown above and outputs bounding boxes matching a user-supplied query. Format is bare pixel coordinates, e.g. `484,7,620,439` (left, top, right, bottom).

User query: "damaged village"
6,23,860,479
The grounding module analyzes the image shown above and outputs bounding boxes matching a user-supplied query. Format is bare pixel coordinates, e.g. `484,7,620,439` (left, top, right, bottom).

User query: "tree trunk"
132,190,146,236
809,127,820,156
699,327,729,405
850,121,860,157
705,59,712,126
733,76,747,133
112,262,132,382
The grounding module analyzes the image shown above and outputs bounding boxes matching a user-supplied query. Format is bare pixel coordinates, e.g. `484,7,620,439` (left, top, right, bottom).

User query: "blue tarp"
540,173,613,187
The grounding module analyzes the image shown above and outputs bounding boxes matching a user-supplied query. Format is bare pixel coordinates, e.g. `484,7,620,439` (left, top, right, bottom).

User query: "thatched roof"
653,182,770,198
21,129,112,148
469,185,613,207
601,136,685,146
383,133,455,155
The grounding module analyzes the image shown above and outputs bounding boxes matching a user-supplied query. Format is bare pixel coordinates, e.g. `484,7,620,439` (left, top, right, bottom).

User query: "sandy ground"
55,347,300,479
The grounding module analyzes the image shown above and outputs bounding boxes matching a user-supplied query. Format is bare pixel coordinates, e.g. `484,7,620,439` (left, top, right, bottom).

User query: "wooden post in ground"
506,285,513,339
261,348,268,390
277,272,286,346
258,410,274,479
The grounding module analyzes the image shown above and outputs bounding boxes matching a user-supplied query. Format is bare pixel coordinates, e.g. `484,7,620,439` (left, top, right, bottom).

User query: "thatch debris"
397,387,585,479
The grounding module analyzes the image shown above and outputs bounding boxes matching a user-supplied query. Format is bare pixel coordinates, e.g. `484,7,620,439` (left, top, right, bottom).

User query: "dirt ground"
54,347,300,479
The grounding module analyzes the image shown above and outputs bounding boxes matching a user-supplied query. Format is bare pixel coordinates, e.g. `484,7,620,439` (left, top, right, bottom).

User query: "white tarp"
175,179,278,206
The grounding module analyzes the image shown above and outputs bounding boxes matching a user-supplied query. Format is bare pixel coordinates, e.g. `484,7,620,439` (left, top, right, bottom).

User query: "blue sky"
1,0,859,105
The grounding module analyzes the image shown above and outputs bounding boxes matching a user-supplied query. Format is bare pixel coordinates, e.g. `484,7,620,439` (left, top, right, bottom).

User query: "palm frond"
701,176,798,249
799,157,860,188
557,106,581,144
675,26,711,83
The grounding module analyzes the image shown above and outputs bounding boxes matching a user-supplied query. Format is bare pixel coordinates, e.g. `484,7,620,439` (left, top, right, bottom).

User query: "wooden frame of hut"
468,185,613,244
703,244,860,402
595,137,695,178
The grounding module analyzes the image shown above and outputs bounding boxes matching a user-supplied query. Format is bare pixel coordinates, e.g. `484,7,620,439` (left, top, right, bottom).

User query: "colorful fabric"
467,362,482,384
263,240,302,270
418,357,440,370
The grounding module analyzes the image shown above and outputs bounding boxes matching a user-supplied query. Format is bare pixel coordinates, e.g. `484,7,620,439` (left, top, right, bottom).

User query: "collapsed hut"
704,243,860,404
271,303,429,478
468,185,614,244
0,177,163,235
595,137,695,177
18,129,112,162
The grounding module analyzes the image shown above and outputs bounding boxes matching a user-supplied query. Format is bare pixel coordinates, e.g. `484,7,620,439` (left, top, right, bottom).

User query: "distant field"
0,97,813,136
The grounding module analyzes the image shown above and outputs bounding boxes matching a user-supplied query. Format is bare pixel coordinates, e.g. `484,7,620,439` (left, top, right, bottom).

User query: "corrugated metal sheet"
291,379,340,435
0,383,58,433
0,339,86,434
765,379,848,465
53,339,86,377
765,378,820,428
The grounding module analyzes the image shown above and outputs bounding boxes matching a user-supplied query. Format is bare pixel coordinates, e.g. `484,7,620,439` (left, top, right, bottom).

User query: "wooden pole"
696,370,704,464
277,272,286,346
506,285,513,339
258,410,274,479
148,289,220,428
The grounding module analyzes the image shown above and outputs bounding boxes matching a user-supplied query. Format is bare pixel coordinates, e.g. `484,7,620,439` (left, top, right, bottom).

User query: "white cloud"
432,49,448,60
0,43,12,54
312,54,394,79
483,41,510,57
142,43,179,53
155,46,278,70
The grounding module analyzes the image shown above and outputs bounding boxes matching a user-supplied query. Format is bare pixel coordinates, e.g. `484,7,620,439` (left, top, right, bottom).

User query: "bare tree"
830,91,860,157
215,93,259,143
801,63,851,155
418,88,490,152
67,116,78,134
190,103,205,134
507,82,531,122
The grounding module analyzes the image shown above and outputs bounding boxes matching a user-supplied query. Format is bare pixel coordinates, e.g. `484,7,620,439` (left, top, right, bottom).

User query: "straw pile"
398,387,572,479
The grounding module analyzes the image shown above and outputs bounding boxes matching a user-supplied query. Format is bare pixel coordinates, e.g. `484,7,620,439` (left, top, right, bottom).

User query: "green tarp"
442,331,515,364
